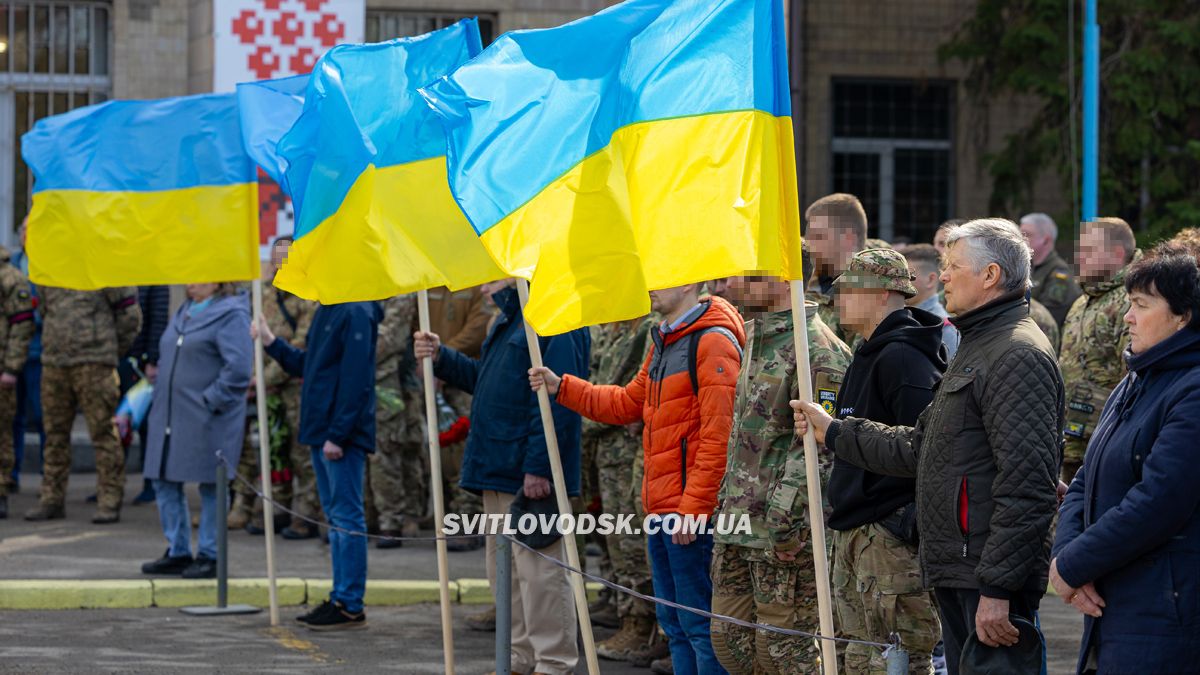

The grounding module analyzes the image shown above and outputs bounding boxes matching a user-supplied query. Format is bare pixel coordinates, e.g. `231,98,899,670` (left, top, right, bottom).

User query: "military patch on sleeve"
1068,401,1095,414
16,290,29,301
1054,272,1070,281
818,389,838,415
1065,422,1086,438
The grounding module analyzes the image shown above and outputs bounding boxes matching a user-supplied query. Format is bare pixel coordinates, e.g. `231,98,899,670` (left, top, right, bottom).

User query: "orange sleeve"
555,353,649,427
676,333,740,515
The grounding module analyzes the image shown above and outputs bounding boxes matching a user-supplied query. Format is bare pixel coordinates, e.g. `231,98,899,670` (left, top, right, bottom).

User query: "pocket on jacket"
937,372,975,436
1168,551,1200,627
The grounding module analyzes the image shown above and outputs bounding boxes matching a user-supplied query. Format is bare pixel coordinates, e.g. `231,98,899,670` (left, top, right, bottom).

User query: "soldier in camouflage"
710,273,852,675
584,317,660,662
1020,213,1082,327
368,293,427,547
1059,218,1139,483
803,193,869,344
827,249,945,675
26,286,141,523
1029,297,1061,353
0,246,35,519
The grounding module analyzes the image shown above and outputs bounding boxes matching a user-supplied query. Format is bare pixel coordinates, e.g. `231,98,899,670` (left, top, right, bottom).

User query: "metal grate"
366,9,496,45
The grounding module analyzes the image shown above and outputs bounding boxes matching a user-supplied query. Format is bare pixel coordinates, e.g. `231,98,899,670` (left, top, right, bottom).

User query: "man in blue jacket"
414,279,590,675
256,300,381,631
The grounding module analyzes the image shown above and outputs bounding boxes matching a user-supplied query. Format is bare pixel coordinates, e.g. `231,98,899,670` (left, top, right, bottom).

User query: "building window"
366,9,496,45
831,79,953,244
0,1,112,242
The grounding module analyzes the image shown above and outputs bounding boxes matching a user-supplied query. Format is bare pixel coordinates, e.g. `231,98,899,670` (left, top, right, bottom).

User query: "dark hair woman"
1051,252,1200,673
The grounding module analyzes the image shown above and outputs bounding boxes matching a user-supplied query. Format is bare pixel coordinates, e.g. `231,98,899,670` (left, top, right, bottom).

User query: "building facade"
1,0,1064,249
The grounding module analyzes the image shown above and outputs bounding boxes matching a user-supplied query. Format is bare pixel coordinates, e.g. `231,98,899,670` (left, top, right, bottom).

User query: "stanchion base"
180,605,262,616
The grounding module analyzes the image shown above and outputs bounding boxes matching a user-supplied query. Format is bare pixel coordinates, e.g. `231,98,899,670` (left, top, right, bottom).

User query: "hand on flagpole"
251,315,275,347
790,399,832,445
528,366,561,396
413,331,441,363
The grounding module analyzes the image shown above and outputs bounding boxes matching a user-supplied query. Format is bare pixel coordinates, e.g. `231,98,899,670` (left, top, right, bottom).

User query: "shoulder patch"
818,389,838,415
16,289,29,301
1053,272,1069,281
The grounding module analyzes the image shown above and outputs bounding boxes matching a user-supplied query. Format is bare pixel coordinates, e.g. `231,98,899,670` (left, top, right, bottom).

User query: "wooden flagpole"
251,279,280,626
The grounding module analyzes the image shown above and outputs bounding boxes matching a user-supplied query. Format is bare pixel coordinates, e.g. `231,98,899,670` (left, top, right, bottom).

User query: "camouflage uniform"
583,318,655,620
368,294,426,533
1059,258,1136,482
426,286,493,516
37,287,141,512
1030,250,1082,327
806,282,848,346
1029,298,1061,353
0,248,35,499
710,303,851,675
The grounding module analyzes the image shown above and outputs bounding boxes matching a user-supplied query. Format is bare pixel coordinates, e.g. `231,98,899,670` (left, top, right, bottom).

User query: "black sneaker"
296,599,335,624
181,556,217,579
142,549,194,575
305,600,367,631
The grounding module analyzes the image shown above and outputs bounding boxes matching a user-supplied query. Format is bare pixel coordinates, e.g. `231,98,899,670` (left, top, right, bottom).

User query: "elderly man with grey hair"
1020,212,1082,326
793,218,1066,675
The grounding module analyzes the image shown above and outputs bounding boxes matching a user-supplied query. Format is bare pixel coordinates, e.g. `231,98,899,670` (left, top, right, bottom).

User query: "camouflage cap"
834,248,918,298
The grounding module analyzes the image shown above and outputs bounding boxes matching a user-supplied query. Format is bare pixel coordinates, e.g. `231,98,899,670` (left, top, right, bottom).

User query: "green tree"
940,0,1200,244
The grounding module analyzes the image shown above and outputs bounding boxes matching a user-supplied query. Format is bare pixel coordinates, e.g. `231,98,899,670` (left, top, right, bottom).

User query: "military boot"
596,616,655,661
92,507,120,524
227,493,252,530
24,502,66,521
589,602,620,629
628,628,670,668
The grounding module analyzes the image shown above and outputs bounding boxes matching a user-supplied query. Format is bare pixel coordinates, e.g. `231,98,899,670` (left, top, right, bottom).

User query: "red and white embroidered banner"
213,0,364,254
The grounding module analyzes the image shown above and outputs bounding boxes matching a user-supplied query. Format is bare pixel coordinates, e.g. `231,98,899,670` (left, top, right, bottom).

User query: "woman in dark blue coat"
1052,252,1200,674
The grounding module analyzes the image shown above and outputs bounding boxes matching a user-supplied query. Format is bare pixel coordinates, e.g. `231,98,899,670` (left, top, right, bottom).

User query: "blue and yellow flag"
23,93,259,289
237,74,308,188
274,19,504,302
422,0,802,335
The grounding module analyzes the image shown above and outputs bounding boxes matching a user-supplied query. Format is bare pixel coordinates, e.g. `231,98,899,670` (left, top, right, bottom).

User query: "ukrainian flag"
237,74,308,188
273,18,504,302
23,93,259,289
422,0,802,335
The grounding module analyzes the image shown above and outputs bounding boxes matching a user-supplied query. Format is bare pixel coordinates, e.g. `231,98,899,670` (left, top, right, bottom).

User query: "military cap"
834,248,918,298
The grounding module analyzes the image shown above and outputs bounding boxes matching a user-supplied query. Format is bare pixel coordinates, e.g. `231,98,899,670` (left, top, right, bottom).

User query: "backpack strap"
275,291,298,334
688,326,743,396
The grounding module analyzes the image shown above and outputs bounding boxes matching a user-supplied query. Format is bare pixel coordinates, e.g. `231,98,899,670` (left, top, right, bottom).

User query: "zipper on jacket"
160,333,184,479
680,438,687,490
957,475,969,557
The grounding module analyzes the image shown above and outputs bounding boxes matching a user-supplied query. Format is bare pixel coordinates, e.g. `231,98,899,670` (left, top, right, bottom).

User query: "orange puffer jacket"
556,297,744,515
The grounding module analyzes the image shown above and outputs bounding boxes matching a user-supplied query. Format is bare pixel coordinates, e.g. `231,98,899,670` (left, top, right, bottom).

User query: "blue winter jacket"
1053,326,1200,674
265,301,382,453
433,286,590,496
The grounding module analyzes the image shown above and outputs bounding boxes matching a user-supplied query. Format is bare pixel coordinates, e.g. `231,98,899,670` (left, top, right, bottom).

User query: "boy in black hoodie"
827,248,947,673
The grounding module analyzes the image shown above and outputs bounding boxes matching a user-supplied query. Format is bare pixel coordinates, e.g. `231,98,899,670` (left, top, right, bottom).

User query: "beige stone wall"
112,0,190,99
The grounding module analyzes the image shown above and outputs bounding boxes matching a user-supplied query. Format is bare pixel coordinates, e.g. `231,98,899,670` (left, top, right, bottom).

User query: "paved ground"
1,472,1086,673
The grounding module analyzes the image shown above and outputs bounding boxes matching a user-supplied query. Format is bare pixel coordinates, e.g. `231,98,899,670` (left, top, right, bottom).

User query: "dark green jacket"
825,291,1065,597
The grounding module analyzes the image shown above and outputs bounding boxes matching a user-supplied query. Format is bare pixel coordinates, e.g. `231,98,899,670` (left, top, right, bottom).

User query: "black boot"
141,549,194,575
181,556,217,579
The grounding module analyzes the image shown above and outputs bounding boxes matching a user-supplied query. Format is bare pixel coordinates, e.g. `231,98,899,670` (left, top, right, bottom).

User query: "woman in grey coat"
140,284,252,579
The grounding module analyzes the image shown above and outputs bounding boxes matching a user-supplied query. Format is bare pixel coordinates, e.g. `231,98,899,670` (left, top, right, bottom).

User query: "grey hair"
945,218,1032,293
1020,212,1058,241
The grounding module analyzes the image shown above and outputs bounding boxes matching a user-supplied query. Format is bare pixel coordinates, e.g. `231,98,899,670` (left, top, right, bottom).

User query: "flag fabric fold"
236,74,309,187
421,0,802,335
22,93,259,289
273,18,504,302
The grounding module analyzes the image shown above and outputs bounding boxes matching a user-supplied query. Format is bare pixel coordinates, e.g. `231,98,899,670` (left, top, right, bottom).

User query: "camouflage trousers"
710,543,822,675
0,386,17,497
832,523,939,675
233,386,322,524
366,402,427,532
592,431,655,620
40,364,123,510
1061,437,1088,484
441,388,481,516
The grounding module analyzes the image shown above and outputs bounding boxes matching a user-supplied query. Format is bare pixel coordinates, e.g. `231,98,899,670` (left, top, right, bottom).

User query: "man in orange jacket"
530,283,745,675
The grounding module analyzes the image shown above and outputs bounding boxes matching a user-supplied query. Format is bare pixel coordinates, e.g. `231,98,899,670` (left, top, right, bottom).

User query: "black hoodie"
827,307,947,531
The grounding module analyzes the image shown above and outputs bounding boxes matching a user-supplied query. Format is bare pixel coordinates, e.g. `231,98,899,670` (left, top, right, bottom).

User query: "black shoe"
245,522,265,535
446,535,485,552
0,495,7,519
181,556,217,579
305,600,366,631
281,523,319,540
85,493,97,504
296,599,335,624
132,485,156,505
142,549,194,575
376,530,404,549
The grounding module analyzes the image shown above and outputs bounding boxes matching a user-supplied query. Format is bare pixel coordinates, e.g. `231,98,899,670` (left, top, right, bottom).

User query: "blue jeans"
13,358,45,483
311,446,367,613
153,479,218,559
647,529,725,675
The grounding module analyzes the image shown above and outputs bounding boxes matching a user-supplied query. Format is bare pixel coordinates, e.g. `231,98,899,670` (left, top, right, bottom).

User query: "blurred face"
941,242,1000,315
907,263,940,303
835,287,888,338
724,275,788,313
186,283,218,302
1076,227,1126,282
1019,220,1053,261
708,278,732,302
933,228,950,256
480,278,515,300
805,215,856,276
649,284,696,316
1125,287,1189,354
270,239,291,272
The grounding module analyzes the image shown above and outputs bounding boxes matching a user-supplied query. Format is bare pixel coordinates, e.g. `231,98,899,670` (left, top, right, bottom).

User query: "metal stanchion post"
495,534,512,675
181,457,260,617
885,648,909,675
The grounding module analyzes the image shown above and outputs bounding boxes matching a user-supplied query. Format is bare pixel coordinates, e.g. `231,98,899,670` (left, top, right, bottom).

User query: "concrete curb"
0,579,603,610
